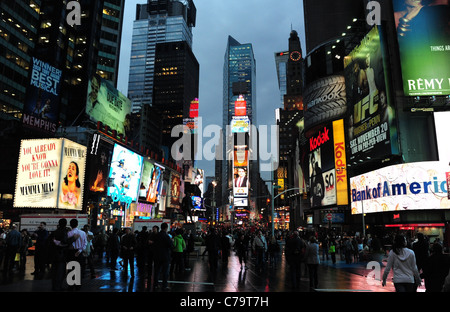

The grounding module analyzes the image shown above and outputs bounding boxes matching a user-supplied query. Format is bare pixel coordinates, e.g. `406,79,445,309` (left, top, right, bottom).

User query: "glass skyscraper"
218,35,257,208
127,0,195,113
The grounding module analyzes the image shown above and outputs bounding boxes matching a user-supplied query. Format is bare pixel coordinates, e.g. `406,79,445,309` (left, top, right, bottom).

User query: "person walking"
329,238,337,264
107,228,121,271
18,229,31,273
412,233,430,274
170,228,186,275
136,226,149,270
285,231,305,289
31,222,48,278
344,237,354,264
3,224,21,274
50,219,70,291
120,227,137,277
305,236,320,289
153,222,173,291
147,225,159,279
252,230,267,273
234,233,248,270
205,227,221,274
382,234,422,292
82,225,96,279
421,242,450,292
67,219,87,290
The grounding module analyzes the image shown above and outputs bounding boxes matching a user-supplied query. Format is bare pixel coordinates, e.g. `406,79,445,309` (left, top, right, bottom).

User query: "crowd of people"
1,221,450,292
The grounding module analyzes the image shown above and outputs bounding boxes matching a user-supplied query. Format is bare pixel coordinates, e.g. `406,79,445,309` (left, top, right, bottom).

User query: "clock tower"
284,30,303,110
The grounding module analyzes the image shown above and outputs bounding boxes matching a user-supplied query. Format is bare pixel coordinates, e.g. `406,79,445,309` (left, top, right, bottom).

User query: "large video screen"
393,0,450,96
108,144,143,202
350,161,450,214
86,74,132,135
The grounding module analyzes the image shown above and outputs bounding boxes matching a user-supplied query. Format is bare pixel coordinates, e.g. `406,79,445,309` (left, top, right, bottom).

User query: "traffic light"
267,198,271,204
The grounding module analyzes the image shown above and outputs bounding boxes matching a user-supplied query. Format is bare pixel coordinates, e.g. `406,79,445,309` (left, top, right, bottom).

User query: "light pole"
211,181,217,225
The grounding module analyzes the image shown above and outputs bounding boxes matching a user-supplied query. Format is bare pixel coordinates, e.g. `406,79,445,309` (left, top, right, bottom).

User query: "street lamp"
211,180,217,225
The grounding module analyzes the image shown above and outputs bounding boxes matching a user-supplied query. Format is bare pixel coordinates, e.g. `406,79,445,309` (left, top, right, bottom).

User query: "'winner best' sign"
14,139,87,210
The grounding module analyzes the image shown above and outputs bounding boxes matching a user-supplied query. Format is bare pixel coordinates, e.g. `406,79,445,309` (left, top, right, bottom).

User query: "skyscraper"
218,35,257,213
127,0,196,113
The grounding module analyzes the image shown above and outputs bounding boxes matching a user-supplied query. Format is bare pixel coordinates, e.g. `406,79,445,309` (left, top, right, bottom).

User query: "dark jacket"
154,231,173,262
422,253,450,292
120,233,137,258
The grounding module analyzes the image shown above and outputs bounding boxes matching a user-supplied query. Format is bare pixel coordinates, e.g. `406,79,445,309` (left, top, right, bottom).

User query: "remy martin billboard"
344,26,398,164
14,139,87,210
86,74,132,135
393,0,450,96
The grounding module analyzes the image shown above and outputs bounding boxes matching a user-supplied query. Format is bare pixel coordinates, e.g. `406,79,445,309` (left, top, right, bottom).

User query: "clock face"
290,51,301,62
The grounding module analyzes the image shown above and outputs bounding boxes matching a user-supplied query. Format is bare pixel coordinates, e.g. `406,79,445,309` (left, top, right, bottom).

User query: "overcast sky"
117,0,306,180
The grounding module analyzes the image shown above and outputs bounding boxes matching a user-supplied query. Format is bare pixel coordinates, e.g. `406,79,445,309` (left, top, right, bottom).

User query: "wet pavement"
0,246,401,294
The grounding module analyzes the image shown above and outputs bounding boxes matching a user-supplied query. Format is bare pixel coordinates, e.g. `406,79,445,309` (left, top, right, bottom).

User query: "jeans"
394,283,416,292
308,263,319,288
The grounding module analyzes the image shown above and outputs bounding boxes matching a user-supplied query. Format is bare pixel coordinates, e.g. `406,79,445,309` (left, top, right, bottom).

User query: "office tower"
219,35,257,213
127,0,196,113
153,40,199,152
97,0,125,86
274,51,289,107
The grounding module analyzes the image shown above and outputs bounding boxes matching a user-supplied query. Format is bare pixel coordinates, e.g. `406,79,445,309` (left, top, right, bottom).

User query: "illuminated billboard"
344,26,398,163
233,166,248,197
393,0,450,96
107,144,143,203
146,165,163,204
170,174,181,208
139,160,154,201
234,95,247,116
86,74,132,136
22,58,62,133
231,116,250,133
87,134,112,194
234,146,248,167
350,161,450,215
193,168,204,197
14,139,87,210
191,196,204,210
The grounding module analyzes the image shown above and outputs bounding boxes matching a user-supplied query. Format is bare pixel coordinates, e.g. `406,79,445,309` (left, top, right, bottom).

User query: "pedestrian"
252,230,267,272
170,228,186,275
94,230,108,260
412,233,430,273
267,234,280,267
147,225,159,279
120,227,137,277
205,227,221,274
67,219,87,290
220,230,231,265
82,225,96,279
321,235,329,261
50,218,70,291
136,226,149,270
285,231,305,289
183,229,195,269
305,236,320,289
421,242,450,292
107,228,121,270
329,238,337,264
0,228,5,270
344,237,354,264
3,224,21,274
382,234,422,292
18,229,32,272
153,222,173,291
31,222,48,278
234,233,248,270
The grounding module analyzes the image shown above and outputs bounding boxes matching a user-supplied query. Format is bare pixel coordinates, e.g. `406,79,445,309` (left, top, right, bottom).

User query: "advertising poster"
87,134,112,194
234,95,247,116
86,74,132,136
233,166,248,197
234,146,248,167
350,161,450,214
309,123,335,208
58,140,87,210
193,169,204,197
22,58,62,133
231,116,250,133
393,0,450,96
139,160,154,201
146,165,163,204
344,26,398,163
170,174,181,208
191,196,204,210
14,139,87,210
332,119,348,205
107,144,143,203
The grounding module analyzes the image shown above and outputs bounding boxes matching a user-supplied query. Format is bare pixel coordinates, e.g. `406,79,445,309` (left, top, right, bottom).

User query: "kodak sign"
333,119,348,205
309,127,330,151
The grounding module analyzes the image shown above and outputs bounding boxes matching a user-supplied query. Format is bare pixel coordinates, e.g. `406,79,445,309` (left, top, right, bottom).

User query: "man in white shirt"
67,218,87,289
